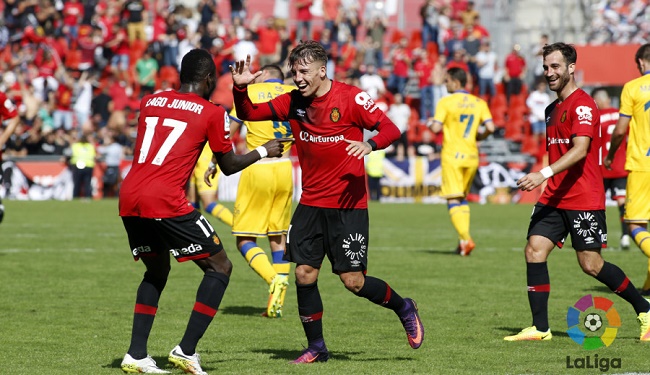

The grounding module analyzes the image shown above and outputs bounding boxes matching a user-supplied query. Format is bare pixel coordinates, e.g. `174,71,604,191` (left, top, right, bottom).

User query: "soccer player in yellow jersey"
188,143,234,226
213,65,296,317
428,67,495,256
605,43,650,294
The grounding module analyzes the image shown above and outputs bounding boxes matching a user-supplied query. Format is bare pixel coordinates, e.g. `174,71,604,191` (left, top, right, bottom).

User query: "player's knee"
340,274,364,293
580,262,600,277
295,265,318,284
144,267,170,290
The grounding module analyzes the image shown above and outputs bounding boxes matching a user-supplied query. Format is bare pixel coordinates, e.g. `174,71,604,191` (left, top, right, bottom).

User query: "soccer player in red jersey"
119,49,286,374
593,88,630,249
0,92,20,224
504,43,650,342
230,42,425,363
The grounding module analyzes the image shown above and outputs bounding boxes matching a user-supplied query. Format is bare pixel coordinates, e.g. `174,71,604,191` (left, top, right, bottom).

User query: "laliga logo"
565,295,622,371
567,294,620,349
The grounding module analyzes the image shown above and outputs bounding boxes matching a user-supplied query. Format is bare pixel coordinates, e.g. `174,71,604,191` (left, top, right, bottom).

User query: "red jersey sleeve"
232,85,280,121
349,88,400,149
207,105,234,154
570,97,598,139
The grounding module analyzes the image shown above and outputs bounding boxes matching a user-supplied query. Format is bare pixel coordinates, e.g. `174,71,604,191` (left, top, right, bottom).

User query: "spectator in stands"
52,68,75,132
460,1,479,27
295,0,314,42
475,40,497,100
340,0,360,42
97,131,124,198
32,48,59,102
359,64,385,101
444,21,465,59
198,0,217,28
525,80,551,151
319,28,337,78
387,93,412,161
437,5,452,54
62,0,84,43
530,34,549,87
504,43,526,104
230,0,247,24
92,83,113,129
135,49,159,97
105,22,130,82
420,0,440,49
233,28,258,63
463,26,481,84
432,53,449,109
365,15,387,68
123,0,147,44
73,71,94,134
252,14,281,67
322,0,341,35
387,37,411,96
414,49,434,123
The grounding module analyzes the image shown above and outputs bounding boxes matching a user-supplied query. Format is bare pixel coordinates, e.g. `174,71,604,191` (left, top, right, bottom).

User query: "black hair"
260,64,285,81
447,67,467,87
288,41,328,70
179,49,216,85
542,42,577,65
635,43,650,69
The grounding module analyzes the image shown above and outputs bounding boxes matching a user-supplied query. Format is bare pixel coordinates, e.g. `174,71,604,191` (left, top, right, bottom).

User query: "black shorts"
286,204,369,273
603,177,627,200
122,210,224,262
527,203,607,250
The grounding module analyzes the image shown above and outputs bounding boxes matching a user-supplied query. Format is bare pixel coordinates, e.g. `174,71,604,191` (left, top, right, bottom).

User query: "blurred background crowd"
0,0,648,182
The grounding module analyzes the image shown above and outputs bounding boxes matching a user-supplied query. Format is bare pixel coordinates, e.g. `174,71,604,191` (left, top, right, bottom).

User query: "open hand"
229,55,263,88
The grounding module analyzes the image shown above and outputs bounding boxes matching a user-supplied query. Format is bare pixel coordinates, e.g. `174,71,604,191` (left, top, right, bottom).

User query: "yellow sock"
632,227,650,258
241,243,276,284
448,201,471,241
272,250,291,276
207,202,233,227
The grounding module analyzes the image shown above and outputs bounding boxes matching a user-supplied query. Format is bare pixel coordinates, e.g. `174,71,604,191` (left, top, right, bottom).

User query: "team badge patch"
330,107,341,122
212,235,221,245
561,111,567,123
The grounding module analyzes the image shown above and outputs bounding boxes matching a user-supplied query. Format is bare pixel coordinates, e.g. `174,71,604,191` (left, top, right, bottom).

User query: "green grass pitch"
1,200,648,374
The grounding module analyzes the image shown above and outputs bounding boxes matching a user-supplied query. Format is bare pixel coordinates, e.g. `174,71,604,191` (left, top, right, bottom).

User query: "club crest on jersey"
561,111,567,123
212,235,221,245
330,107,341,122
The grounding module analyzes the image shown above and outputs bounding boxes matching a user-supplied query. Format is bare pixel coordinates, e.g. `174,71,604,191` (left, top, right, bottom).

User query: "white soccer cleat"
621,234,631,250
121,354,170,373
168,345,207,375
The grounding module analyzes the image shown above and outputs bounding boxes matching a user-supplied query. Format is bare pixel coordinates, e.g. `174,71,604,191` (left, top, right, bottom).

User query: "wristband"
540,166,554,179
209,161,216,169
256,145,268,158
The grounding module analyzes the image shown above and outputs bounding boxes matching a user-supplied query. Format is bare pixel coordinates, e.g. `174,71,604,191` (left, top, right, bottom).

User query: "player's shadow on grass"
496,326,569,338
583,286,613,294
220,305,265,316
252,348,357,361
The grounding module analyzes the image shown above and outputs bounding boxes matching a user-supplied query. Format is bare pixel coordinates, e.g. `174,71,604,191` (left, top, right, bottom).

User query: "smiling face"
543,50,574,93
290,59,328,98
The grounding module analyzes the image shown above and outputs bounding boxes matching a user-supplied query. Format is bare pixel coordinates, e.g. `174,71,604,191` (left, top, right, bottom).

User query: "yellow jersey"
619,73,650,171
433,91,492,166
231,80,296,150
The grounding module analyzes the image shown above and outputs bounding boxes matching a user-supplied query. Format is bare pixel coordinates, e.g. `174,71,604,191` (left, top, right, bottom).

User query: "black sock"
179,271,229,355
296,281,326,350
595,261,650,314
354,275,406,312
618,205,629,236
128,272,168,359
527,262,550,332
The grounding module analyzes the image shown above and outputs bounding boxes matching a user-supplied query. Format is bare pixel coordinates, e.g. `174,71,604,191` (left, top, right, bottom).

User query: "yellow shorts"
232,159,293,237
625,171,650,222
190,148,219,195
440,161,478,199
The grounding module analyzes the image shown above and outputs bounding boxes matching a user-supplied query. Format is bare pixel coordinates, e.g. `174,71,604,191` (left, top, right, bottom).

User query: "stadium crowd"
0,0,639,180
